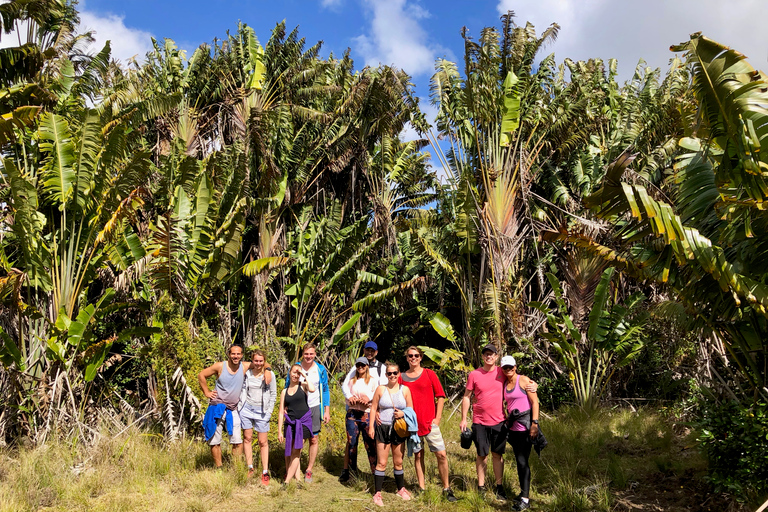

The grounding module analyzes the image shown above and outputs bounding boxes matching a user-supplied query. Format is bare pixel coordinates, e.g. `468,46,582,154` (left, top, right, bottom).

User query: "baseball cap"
500,355,517,367
364,341,378,350
355,356,370,366
481,344,498,354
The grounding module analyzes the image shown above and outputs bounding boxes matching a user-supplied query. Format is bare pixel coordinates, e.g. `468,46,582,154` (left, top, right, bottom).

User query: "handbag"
393,417,408,438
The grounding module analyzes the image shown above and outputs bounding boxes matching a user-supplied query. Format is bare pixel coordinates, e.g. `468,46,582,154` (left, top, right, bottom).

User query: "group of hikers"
198,341,541,510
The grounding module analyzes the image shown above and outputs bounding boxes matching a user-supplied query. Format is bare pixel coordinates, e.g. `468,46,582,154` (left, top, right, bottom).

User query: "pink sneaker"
396,488,412,501
372,492,384,506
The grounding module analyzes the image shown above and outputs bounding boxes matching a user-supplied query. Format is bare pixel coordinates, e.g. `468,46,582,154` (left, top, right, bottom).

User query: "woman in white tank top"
367,362,413,506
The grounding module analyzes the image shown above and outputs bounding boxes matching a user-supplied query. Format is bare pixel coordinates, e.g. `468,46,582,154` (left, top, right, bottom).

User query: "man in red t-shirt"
400,346,457,502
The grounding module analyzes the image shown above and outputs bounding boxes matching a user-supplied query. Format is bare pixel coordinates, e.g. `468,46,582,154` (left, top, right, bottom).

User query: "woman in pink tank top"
500,355,539,511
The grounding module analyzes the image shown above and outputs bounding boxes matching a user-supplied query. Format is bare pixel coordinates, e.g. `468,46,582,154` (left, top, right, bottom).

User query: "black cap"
481,344,498,354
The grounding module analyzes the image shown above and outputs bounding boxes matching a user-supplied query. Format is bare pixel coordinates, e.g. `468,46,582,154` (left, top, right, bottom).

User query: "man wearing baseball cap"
339,342,386,482
460,344,537,501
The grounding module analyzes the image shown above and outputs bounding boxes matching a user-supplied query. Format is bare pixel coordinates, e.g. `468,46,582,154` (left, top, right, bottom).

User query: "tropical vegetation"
1,0,766,508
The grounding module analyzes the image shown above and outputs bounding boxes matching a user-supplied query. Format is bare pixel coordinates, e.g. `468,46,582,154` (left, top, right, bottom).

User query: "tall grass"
0,403,715,511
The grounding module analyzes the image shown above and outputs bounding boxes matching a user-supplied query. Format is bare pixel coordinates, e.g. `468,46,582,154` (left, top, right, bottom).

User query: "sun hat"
355,356,370,366
500,355,517,368
364,341,378,350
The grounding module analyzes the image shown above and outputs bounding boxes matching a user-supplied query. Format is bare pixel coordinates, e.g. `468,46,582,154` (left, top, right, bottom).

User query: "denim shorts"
240,404,271,433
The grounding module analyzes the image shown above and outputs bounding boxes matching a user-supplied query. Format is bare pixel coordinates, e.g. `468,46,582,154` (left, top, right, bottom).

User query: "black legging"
507,431,532,498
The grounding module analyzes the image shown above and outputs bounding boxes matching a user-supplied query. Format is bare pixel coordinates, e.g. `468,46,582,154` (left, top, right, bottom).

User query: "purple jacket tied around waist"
284,409,314,456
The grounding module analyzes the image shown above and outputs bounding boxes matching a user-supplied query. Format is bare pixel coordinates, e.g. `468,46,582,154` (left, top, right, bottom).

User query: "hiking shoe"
478,485,487,494
372,492,384,507
495,484,508,500
304,470,313,483
339,468,350,483
396,488,412,501
261,472,270,486
444,488,458,502
247,468,255,479
514,499,530,510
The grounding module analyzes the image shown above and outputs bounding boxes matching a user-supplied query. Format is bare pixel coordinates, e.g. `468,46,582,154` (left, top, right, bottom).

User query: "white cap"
500,355,516,367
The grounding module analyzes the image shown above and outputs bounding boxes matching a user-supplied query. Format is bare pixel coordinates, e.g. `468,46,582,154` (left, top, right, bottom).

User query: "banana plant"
530,268,647,410
575,35,768,400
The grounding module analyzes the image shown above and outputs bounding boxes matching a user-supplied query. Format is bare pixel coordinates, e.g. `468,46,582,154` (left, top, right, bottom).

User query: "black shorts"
472,422,507,457
374,423,407,446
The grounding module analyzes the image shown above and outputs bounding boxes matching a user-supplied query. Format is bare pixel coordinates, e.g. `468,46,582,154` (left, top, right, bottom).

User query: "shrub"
697,400,768,504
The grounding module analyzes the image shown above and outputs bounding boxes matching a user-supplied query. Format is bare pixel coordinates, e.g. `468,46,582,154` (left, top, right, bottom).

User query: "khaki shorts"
422,424,446,452
209,409,242,446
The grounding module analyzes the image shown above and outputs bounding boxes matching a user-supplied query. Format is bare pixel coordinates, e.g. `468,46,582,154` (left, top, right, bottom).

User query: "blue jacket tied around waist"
203,403,232,441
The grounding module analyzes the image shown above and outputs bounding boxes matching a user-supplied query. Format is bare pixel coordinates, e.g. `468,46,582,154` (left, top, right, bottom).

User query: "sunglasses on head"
386,371,399,376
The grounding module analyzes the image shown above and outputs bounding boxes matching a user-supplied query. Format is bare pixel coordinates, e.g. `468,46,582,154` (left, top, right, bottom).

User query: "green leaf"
39,112,76,205
331,313,362,346
500,70,520,147
243,256,290,276
429,312,457,342
0,326,24,370
588,267,615,341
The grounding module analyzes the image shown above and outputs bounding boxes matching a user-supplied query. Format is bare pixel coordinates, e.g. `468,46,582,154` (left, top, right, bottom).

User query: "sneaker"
444,488,458,502
261,472,270,486
514,499,530,510
495,484,508,500
372,492,384,507
304,470,313,483
396,488,412,501
247,468,255,479
478,485,487,494
339,469,350,483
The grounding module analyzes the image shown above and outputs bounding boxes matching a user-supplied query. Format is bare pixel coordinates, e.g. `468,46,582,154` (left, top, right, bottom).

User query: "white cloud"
0,2,154,66
400,100,438,142
497,0,768,81
320,0,344,8
354,0,443,76
78,6,154,66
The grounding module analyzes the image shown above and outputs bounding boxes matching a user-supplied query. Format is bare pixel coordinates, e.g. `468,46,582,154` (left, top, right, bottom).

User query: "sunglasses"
356,364,367,369
406,354,421,359
502,366,515,371
386,371,399,376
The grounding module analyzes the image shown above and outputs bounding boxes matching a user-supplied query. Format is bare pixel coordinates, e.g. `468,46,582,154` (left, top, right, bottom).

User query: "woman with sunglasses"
367,362,413,506
339,356,379,482
500,355,539,510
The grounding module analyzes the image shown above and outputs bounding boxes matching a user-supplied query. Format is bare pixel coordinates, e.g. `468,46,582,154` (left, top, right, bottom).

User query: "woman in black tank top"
278,363,316,484
285,384,310,420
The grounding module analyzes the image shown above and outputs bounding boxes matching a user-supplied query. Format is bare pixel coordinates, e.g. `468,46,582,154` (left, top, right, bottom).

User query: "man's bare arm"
198,362,222,399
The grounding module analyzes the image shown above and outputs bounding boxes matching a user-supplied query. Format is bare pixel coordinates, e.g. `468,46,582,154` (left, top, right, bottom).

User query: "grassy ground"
0,402,731,512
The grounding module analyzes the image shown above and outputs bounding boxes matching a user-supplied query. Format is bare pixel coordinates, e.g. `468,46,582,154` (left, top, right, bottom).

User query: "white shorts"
209,409,242,446
422,424,447,452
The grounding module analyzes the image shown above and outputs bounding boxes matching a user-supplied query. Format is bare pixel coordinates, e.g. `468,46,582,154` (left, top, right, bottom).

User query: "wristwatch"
531,420,539,425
